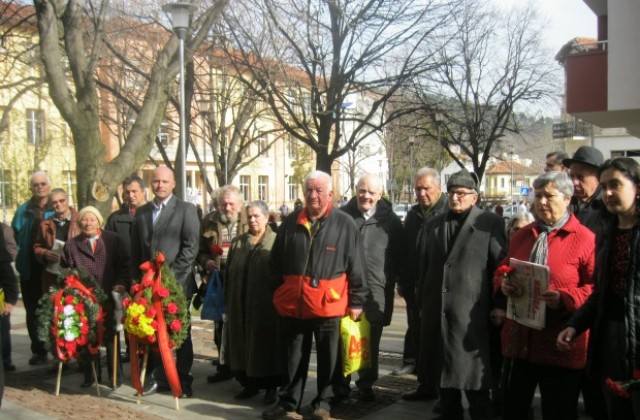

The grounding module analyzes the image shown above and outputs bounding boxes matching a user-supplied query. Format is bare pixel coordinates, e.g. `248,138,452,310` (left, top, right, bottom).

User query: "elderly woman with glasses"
496,171,596,420
225,200,280,405
558,158,640,419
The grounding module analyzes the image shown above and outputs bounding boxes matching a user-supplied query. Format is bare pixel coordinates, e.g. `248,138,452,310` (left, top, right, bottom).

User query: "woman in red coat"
495,171,595,420
62,206,129,389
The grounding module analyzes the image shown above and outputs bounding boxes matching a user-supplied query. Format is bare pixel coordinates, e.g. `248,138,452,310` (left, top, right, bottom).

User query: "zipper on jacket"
298,219,322,317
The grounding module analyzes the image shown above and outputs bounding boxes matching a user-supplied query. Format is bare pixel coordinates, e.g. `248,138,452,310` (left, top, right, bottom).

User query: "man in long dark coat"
417,169,506,420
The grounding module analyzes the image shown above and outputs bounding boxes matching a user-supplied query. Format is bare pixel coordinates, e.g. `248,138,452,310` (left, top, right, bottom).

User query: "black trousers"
401,292,419,366
0,316,5,407
440,388,492,420
1,314,11,364
20,277,46,356
278,316,341,412
502,358,582,420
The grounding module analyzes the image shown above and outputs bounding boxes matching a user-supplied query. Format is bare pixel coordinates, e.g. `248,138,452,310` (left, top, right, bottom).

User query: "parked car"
394,203,410,222
502,204,531,220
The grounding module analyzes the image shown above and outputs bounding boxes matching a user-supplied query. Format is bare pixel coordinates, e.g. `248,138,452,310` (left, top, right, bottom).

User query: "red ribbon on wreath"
129,253,182,398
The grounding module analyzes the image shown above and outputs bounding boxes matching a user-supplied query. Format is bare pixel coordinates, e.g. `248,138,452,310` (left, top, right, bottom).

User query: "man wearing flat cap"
417,169,506,420
562,146,610,236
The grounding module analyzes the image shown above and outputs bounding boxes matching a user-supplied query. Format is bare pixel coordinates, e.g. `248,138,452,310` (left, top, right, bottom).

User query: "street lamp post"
433,112,444,170
408,135,415,202
163,2,196,201
198,99,210,208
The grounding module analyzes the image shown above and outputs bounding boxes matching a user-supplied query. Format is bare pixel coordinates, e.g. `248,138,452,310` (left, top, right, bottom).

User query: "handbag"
340,314,372,376
200,270,226,322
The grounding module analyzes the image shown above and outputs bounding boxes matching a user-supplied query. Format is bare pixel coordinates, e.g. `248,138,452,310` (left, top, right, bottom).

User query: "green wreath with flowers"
123,254,190,349
37,269,108,362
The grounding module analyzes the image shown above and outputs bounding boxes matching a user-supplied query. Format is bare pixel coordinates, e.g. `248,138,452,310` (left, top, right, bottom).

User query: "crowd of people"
1,145,640,420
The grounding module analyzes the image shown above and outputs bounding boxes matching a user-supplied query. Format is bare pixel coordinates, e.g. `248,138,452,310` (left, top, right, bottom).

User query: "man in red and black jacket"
263,171,368,420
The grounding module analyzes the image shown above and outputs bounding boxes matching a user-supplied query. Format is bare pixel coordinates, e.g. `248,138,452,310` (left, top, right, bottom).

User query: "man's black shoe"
138,381,158,396
358,388,376,402
179,386,193,398
28,354,48,365
402,389,439,401
207,372,233,383
391,364,415,376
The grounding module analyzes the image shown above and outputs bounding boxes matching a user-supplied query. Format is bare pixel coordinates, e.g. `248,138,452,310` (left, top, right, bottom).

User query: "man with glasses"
397,167,448,403
34,189,80,292
11,171,54,365
417,169,506,420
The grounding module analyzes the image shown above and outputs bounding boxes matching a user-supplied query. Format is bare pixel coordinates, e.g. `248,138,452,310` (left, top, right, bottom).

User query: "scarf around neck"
529,212,571,265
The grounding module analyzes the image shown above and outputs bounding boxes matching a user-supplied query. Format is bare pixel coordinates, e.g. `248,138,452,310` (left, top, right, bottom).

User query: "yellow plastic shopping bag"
340,314,371,376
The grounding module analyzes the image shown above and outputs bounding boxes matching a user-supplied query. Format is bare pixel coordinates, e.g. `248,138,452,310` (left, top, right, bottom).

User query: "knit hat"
77,206,104,227
447,169,479,191
562,146,604,169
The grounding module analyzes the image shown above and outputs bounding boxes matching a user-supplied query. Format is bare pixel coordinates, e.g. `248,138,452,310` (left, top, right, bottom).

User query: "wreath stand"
54,360,100,397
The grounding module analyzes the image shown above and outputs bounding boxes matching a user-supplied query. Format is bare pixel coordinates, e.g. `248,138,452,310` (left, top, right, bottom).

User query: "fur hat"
447,169,479,191
77,206,104,227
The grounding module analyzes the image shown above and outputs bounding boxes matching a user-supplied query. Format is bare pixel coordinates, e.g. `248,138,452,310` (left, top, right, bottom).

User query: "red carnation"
122,297,131,308
605,377,630,398
132,315,140,326
64,340,77,354
131,284,141,294
56,338,65,347
166,302,178,315
74,303,86,313
145,307,157,318
142,277,153,288
210,244,224,256
64,295,75,305
496,265,515,278
148,335,157,343
80,324,89,335
138,298,148,307
157,287,170,298
151,320,158,330
170,319,182,332
77,335,87,346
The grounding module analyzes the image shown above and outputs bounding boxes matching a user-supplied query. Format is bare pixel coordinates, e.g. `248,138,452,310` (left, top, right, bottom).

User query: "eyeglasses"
447,190,476,198
32,182,48,187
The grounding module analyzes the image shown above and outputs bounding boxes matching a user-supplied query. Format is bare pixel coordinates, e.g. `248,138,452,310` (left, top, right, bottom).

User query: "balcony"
564,46,607,115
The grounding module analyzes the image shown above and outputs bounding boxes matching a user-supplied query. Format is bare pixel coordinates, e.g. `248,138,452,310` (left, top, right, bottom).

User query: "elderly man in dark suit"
418,169,506,420
130,166,200,398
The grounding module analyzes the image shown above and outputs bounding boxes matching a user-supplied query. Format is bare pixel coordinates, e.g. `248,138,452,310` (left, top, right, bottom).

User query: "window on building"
257,135,268,157
0,106,8,143
612,150,640,158
500,178,505,188
26,108,45,145
62,170,78,205
287,138,297,159
0,170,12,207
288,179,297,200
158,120,170,146
258,176,268,201
239,175,251,201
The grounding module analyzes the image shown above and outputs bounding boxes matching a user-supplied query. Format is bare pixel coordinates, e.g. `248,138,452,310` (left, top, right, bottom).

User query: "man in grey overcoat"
417,169,506,420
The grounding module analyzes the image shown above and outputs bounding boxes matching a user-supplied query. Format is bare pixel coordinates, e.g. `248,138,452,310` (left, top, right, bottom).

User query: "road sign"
520,187,531,196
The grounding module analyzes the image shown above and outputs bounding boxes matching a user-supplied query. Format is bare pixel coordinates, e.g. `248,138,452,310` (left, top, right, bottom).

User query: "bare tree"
221,0,451,173
412,0,558,181
196,50,285,187
31,0,228,214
